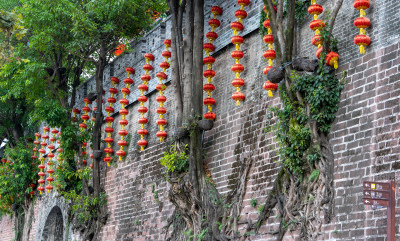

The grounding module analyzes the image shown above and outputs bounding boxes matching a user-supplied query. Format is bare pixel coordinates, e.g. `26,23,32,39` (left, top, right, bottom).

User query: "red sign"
363,198,389,207
363,190,390,200
363,181,390,191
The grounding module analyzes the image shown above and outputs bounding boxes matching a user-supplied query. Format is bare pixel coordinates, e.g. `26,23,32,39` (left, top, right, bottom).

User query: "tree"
163,0,346,240
0,1,166,240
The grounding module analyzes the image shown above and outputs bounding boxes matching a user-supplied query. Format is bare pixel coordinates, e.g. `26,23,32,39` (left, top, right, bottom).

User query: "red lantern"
232,92,245,106
206,32,218,41
211,6,223,17
308,4,323,20
354,35,371,54
137,139,148,150
203,6,222,120
137,54,153,150
203,43,215,53
235,10,247,19
353,1,371,54
204,112,216,120
312,35,323,47
354,0,370,16
263,81,278,97
309,20,325,35
325,52,339,69
231,36,244,45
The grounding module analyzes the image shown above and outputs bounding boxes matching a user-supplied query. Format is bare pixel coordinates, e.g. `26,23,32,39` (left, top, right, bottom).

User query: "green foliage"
308,169,320,182
62,190,107,224
0,140,36,215
151,183,159,203
250,198,258,208
160,144,189,176
266,60,344,174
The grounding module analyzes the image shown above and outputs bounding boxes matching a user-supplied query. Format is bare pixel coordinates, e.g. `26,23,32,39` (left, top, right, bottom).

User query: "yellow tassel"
39,191,42,195
141,147,144,151
268,44,273,49
160,138,164,142
236,100,241,106
360,9,366,17
315,29,320,35
268,90,273,97
48,190,50,193
314,15,318,21
119,156,122,161
334,61,338,69
360,28,365,35
269,59,273,66
235,44,240,50
268,28,272,34
360,45,365,55
107,162,110,167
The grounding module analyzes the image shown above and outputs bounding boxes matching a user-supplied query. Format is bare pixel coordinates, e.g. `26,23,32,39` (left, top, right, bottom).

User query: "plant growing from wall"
163,0,346,240
245,1,346,240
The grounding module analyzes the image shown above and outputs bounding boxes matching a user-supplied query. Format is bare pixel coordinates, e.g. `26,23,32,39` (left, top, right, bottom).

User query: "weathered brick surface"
1,0,399,240
0,215,15,241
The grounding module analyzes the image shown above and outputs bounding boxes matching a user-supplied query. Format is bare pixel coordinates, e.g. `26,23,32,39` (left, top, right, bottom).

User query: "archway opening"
41,206,64,241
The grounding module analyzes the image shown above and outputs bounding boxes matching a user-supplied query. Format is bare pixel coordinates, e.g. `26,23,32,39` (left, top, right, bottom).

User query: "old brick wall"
0,215,15,241
0,0,399,240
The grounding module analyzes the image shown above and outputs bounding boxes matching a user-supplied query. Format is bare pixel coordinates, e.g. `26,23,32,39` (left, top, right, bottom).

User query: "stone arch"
41,206,63,241
35,192,77,241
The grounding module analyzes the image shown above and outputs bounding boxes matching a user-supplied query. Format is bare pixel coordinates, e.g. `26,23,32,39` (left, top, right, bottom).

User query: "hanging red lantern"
203,6,222,120
118,67,134,160
308,4,323,20
230,1,248,109
263,81,278,97
309,20,325,35
353,1,371,54
103,77,119,166
325,52,339,69
37,127,49,195
155,40,170,141
137,53,153,151
354,35,371,54
354,0,370,17
29,184,35,198
262,3,278,97
203,7,221,120
312,35,323,47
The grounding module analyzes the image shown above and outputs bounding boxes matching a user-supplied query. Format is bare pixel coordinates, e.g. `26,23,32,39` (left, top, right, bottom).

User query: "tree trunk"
92,43,107,199
21,201,34,241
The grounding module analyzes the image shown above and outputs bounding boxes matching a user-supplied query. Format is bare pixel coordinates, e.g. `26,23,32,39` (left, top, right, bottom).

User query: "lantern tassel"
334,61,338,69
360,45,365,55
141,147,144,151
236,100,241,106
107,162,110,167
268,90,273,97
360,9,365,17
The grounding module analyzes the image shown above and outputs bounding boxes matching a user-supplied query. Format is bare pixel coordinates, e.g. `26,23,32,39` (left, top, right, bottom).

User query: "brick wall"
1,0,399,240
0,215,15,241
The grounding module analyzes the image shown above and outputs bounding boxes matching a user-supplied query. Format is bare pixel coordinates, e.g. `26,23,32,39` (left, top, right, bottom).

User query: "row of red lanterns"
203,6,222,120
137,53,154,151
230,0,250,106
155,39,171,140
117,67,134,160
104,77,119,166
354,0,371,54
308,0,339,69
262,5,278,97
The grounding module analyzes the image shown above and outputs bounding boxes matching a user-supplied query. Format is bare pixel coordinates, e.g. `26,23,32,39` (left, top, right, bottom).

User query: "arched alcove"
41,206,64,241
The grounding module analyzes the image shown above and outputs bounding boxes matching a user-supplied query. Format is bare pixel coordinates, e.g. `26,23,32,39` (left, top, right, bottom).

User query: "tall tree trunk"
92,43,107,199
182,0,194,122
